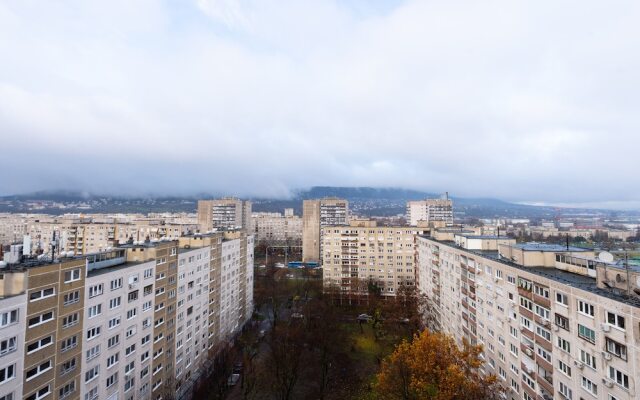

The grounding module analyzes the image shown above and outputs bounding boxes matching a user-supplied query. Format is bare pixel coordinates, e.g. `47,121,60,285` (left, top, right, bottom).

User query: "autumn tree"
375,329,503,400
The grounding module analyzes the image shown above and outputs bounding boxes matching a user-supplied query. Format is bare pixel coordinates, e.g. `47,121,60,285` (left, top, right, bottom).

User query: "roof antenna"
565,234,569,251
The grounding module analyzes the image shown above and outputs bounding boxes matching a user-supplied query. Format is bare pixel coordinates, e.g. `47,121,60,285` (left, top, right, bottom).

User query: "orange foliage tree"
375,329,504,400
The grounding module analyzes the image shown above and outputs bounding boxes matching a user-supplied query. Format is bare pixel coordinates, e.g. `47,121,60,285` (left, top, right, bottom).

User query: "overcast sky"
1,1,639,207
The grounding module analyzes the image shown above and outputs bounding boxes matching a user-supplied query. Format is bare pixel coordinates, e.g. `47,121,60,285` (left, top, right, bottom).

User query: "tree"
375,330,503,400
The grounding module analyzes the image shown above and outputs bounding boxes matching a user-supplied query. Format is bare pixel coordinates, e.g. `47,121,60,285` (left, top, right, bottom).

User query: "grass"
331,322,399,399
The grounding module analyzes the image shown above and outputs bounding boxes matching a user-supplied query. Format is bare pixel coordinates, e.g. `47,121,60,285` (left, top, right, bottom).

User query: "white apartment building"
417,235,640,400
322,220,427,296
0,294,27,400
81,255,157,400
175,246,210,387
406,198,453,227
252,212,302,244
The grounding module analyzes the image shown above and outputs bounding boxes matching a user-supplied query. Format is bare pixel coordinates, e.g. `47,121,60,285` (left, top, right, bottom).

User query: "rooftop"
420,236,640,308
512,243,589,252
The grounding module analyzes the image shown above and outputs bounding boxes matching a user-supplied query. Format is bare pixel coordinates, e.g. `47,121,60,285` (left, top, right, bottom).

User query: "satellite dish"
598,251,614,263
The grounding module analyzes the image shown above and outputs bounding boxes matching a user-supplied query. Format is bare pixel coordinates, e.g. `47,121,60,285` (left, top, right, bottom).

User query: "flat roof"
457,235,513,240
419,236,640,308
87,260,147,277
512,243,589,252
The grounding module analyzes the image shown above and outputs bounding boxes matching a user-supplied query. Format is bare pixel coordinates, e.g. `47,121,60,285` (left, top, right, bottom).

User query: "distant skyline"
1,1,639,207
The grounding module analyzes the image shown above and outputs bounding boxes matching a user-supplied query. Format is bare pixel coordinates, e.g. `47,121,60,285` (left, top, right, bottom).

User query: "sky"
1,0,639,208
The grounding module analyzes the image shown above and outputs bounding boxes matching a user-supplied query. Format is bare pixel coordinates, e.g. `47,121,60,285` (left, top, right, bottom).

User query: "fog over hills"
0,187,634,219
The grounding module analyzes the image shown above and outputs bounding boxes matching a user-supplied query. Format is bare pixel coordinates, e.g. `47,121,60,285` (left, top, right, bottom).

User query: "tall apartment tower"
302,198,348,263
0,230,254,400
406,197,453,227
197,198,252,232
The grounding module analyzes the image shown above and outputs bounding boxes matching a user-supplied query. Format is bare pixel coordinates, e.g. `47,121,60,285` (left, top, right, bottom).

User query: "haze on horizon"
1,1,639,209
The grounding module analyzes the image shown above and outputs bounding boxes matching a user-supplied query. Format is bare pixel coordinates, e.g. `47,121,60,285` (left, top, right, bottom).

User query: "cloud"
0,0,639,204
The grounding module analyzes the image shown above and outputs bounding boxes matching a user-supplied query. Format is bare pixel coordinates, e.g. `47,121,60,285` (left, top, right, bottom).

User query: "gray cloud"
1,0,639,205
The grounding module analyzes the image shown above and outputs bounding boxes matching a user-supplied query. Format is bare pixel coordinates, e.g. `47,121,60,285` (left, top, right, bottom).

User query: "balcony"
536,373,553,394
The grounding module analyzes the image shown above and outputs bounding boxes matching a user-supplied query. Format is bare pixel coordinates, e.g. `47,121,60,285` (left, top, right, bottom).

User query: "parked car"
227,373,240,386
357,314,372,322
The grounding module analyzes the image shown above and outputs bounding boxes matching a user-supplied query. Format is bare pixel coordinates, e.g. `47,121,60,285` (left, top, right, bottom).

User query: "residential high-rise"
322,220,428,297
252,211,302,244
302,198,348,263
197,198,252,232
406,198,453,227
0,230,254,400
416,234,640,400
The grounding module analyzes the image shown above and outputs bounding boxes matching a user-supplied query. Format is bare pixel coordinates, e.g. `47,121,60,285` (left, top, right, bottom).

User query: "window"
85,387,98,400
141,334,151,345
110,278,123,290
58,381,75,399
63,290,80,305
125,376,135,392
128,290,138,302
127,308,137,319
0,364,16,384
87,326,101,340
535,325,551,342
108,316,121,329
0,337,17,356
605,337,627,360
126,325,136,338
608,366,629,389
85,365,99,383
60,358,76,376
578,324,596,343
557,337,571,353
88,304,102,318
86,344,100,361
28,311,54,327
109,296,121,309
534,285,549,298
144,268,153,279
25,385,50,400
88,284,103,298
577,300,595,317
107,352,119,368
108,334,120,349
60,335,78,352
581,376,598,396
555,313,569,331
125,344,136,356
559,382,572,399
64,268,81,283
0,310,18,327
521,372,535,389
580,350,597,370
606,312,625,330
106,372,118,388
143,301,152,311
535,305,550,320
558,360,572,377
30,287,55,301
27,336,53,354
62,312,80,328
26,360,52,381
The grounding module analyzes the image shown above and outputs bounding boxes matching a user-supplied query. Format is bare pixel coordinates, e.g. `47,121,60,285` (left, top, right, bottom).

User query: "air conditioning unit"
494,277,499,283
543,320,550,328
525,348,533,356
574,360,584,369
601,324,611,332
602,378,614,388
602,351,612,361
553,325,559,332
